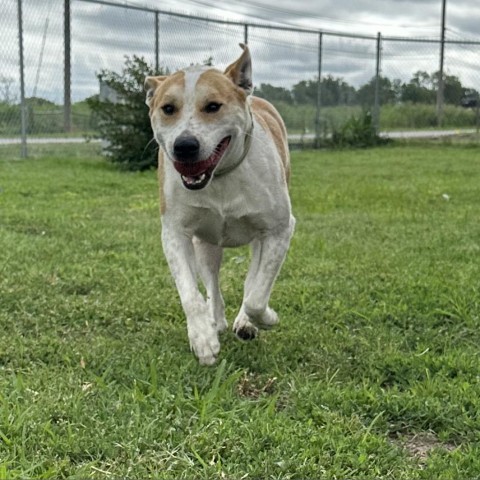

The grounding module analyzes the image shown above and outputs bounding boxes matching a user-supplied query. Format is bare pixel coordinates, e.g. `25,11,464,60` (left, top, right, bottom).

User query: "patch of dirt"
395,432,456,462
236,372,277,399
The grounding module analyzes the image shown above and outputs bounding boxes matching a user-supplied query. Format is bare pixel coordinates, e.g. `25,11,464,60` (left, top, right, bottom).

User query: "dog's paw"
233,312,258,341
188,327,220,366
252,307,279,330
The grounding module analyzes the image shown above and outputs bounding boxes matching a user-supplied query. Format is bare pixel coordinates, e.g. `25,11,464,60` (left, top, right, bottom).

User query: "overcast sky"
1,0,479,103
128,0,479,39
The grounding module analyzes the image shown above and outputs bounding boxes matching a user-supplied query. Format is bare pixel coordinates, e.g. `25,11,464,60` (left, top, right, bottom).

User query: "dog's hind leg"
233,216,295,340
193,237,227,333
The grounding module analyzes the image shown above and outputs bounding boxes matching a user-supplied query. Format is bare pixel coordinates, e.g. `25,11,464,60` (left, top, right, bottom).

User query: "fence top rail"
383,36,480,45
75,0,480,46
74,0,377,39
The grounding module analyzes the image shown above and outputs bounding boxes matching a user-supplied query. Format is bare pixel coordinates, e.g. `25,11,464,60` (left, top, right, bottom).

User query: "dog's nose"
173,135,200,162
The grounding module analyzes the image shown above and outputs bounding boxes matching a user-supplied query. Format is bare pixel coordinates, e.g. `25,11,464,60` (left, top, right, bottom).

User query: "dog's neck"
214,108,254,178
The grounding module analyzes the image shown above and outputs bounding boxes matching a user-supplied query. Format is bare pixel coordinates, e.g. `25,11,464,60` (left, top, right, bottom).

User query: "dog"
145,44,295,365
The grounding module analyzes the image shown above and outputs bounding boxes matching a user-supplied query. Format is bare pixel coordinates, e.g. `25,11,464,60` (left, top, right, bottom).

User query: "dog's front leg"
233,216,295,340
162,227,220,365
193,237,228,333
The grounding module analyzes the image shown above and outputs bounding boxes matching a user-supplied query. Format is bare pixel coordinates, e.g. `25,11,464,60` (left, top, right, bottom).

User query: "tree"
432,72,465,105
0,75,15,105
254,83,293,104
356,76,401,106
87,56,166,171
321,75,356,106
25,97,56,107
400,70,469,105
401,71,436,104
292,79,314,104
292,75,356,106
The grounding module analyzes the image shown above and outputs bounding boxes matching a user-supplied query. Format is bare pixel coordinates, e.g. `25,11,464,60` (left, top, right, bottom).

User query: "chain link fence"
1,0,479,156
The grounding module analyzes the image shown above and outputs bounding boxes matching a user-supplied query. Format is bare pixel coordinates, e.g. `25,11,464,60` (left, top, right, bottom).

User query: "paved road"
382,129,477,138
0,129,477,145
288,129,477,142
0,137,101,145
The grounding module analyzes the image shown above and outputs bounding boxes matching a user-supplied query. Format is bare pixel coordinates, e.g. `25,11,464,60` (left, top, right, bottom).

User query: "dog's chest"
174,185,289,248
193,214,257,246
179,205,272,247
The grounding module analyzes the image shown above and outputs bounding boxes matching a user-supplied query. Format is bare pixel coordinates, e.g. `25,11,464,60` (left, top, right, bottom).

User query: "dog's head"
145,44,253,191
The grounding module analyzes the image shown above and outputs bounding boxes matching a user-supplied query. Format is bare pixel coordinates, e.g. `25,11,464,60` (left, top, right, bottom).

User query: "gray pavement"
0,129,477,145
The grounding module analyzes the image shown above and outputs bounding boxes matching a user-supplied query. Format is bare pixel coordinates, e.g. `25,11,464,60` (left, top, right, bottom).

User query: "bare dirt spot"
395,433,456,463
237,372,277,399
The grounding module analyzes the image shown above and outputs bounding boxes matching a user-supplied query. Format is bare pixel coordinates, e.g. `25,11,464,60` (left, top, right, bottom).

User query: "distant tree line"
254,71,479,108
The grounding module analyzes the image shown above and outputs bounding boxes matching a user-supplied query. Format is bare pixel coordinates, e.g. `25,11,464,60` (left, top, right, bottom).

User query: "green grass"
0,142,103,161
1,144,480,478
0,101,96,137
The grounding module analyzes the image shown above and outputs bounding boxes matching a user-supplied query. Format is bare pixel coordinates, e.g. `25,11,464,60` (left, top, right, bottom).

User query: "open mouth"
173,136,231,190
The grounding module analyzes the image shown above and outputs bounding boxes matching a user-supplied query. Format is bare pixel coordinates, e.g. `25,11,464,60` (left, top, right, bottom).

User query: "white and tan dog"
145,44,295,365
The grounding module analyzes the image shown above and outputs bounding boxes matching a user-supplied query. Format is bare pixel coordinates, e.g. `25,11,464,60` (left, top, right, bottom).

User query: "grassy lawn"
1,143,480,478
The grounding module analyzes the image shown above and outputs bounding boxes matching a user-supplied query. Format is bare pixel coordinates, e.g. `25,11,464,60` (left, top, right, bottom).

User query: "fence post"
64,0,71,133
314,32,323,148
436,0,447,127
17,0,27,158
476,95,479,135
373,32,381,134
244,24,248,45
155,11,159,72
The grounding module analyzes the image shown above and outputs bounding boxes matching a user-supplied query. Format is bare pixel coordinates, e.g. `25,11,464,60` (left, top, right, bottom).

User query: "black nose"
173,135,200,162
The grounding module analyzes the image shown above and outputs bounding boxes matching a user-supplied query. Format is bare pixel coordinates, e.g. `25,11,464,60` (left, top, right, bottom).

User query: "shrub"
329,110,389,148
87,56,164,171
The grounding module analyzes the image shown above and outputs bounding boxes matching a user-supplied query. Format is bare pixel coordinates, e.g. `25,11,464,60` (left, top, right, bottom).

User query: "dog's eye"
204,102,222,114
161,104,176,115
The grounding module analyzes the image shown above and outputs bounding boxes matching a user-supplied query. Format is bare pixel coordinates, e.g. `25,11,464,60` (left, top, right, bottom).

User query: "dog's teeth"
182,173,206,185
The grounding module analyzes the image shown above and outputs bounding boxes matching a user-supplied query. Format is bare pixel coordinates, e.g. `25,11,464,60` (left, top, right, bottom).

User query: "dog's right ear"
144,76,167,106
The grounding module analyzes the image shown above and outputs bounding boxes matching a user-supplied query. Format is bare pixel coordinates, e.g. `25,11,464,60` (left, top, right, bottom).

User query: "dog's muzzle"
172,135,231,190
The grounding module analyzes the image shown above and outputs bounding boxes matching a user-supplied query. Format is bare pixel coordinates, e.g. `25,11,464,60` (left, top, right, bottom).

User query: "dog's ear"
144,76,167,106
224,43,253,94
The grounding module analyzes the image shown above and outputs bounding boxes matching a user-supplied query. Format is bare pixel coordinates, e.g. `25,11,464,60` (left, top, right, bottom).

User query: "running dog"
145,44,295,365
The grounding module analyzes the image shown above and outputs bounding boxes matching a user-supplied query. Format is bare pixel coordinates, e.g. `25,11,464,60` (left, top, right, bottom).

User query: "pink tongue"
173,158,213,177
173,137,230,177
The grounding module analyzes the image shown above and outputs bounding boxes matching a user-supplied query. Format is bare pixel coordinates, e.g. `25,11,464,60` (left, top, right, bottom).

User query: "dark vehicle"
461,90,479,108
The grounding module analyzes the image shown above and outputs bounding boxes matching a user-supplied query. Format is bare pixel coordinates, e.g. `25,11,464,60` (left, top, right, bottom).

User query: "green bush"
87,56,163,171
329,110,389,148
0,103,20,135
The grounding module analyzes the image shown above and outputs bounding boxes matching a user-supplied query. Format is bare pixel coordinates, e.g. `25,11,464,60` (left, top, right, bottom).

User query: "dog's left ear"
144,76,167,106
224,43,253,94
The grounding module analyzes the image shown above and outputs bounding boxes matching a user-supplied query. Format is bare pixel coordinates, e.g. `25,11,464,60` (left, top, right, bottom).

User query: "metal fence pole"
244,24,248,45
436,0,447,127
17,0,27,158
64,0,72,132
476,96,479,135
314,32,323,148
155,11,159,72
373,32,381,134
